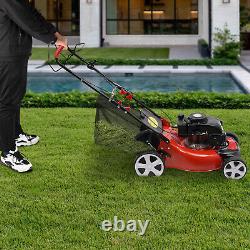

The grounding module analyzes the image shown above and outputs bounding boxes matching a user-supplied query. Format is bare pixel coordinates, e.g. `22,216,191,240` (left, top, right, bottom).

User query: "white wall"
80,0,101,47
211,0,240,50
103,35,200,47
200,0,209,43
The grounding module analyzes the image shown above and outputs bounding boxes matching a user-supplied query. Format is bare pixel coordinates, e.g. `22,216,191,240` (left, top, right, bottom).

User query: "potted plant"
241,24,250,50
198,39,210,58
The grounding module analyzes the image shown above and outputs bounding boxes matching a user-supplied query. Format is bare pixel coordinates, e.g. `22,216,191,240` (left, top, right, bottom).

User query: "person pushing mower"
0,0,68,173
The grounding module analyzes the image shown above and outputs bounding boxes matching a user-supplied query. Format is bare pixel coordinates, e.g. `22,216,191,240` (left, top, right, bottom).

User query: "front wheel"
135,151,165,177
223,157,247,180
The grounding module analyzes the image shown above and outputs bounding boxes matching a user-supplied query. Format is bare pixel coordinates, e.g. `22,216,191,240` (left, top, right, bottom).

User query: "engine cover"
177,113,226,148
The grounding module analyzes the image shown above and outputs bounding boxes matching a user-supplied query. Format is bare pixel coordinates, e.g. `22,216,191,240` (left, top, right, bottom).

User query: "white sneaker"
1,148,32,173
16,133,40,147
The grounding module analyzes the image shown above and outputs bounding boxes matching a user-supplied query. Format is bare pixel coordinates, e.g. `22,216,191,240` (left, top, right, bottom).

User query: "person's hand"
55,32,68,49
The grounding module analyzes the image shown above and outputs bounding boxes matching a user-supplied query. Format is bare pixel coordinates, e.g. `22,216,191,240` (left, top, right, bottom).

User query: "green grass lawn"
0,108,249,249
31,47,170,61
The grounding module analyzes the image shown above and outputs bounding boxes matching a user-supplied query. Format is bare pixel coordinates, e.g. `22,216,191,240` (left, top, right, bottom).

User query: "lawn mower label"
148,117,158,128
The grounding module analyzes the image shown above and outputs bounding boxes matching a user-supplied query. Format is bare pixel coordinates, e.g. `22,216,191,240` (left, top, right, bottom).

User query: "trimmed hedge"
22,92,250,109
48,58,238,66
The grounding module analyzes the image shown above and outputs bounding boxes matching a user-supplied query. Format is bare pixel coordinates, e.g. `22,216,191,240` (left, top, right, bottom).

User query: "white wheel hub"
135,153,164,177
224,160,247,180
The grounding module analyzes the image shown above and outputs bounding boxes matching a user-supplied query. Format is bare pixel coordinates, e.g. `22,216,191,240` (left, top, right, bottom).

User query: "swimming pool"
27,73,246,93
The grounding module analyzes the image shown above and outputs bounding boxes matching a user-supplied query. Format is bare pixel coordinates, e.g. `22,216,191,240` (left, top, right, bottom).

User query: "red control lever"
119,89,127,95
54,46,64,59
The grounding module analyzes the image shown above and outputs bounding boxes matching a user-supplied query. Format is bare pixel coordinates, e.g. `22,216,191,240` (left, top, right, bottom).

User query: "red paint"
158,124,239,172
126,94,133,100
54,46,64,59
125,106,131,112
119,89,127,95
226,137,239,150
161,118,171,127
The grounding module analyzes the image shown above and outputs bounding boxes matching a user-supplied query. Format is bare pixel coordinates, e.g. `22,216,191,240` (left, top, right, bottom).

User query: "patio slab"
169,45,202,60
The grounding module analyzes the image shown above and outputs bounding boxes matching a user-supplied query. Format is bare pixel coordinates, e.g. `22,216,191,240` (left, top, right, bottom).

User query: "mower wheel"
226,132,239,143
135,151,165,177
223,157,247,180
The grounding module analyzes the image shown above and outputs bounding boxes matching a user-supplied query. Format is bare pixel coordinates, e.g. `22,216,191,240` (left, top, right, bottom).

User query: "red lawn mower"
53,46,247,180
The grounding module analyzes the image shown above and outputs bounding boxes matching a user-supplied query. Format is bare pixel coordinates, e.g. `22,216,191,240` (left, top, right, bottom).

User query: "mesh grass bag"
94,95,150,153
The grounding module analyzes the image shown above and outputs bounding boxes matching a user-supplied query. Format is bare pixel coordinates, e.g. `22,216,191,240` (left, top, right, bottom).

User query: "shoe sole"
16,137,40,147
0,159,33,173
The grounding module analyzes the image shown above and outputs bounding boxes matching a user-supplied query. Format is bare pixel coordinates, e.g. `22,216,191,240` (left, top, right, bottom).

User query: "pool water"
27,73,245,93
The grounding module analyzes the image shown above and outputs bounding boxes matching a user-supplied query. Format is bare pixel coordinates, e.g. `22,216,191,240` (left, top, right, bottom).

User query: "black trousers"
0,57,28,152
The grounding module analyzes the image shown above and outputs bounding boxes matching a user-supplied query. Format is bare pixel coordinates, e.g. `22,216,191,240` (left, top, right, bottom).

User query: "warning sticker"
148,117,159,128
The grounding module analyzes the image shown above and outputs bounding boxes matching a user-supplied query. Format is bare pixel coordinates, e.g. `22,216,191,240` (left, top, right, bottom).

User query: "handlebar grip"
54,46,64,59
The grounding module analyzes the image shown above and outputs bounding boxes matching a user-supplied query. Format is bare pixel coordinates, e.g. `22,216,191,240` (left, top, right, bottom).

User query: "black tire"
134,151,165,177
222,157,247,180
226,132,239,143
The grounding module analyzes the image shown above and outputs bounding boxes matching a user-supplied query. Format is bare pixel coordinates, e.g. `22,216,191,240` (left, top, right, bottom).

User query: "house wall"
79,0,239,48
80,0,101,47
211,0,240,50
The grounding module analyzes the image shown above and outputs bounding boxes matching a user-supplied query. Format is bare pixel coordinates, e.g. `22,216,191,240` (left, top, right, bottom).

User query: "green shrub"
22,92,250,109
198,39,208,47
48,58,238,66
213,25,241,60
22,92,98,108
214,42,241,60
240,5,250,29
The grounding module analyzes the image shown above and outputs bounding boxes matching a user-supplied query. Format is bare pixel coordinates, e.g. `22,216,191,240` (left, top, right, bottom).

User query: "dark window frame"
106,0,199,35
30,0,80,36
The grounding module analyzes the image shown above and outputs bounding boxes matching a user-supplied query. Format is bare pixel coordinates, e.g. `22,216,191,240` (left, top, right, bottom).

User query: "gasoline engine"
177,113,227,149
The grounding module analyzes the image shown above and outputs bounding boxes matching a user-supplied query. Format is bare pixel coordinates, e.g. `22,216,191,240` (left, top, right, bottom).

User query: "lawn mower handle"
52,44,171,145
53,45,167,124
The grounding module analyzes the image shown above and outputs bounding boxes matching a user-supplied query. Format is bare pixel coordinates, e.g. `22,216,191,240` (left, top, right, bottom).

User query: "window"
30,0,80,36
106,0,199,35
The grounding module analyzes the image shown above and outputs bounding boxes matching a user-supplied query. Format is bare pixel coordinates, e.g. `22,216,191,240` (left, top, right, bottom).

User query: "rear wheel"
135,151,165,177
223,157,247,180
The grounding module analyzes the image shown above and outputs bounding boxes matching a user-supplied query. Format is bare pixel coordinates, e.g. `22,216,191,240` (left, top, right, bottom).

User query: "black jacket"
0,0,57,61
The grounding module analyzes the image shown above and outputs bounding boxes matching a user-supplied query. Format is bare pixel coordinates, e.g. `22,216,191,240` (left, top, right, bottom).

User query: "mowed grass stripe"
0,108,249,249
